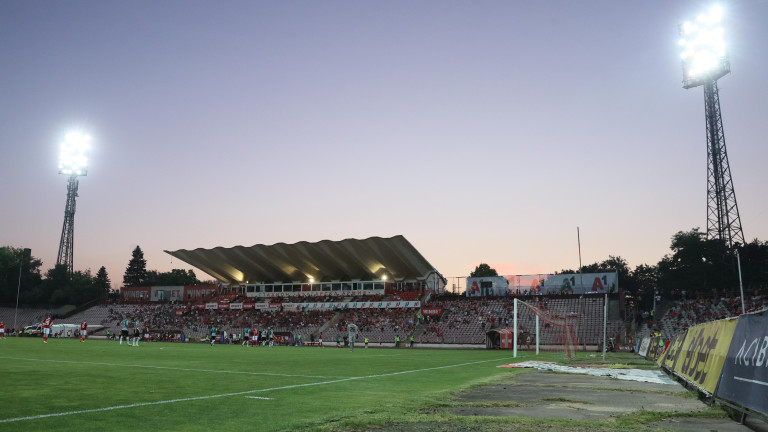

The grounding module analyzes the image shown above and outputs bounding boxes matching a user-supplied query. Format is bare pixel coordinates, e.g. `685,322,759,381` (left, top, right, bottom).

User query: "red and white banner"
121,287,151,302
205,302,218,310
229,302,243,310
421,307,444,316
218,301,230,310
242,303,255,310
278,301,421,310
246,289,385,299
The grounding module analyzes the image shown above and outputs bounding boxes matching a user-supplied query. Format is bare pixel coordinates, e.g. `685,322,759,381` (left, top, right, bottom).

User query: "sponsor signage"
121,287,151,301
421,307,444,316
638,337,651,357
185,285,217,300
241,301,422,311
659,331,687,370
507,272,618,295
205,302,218,310
672,318,738,394
716,311,768,416
230,302,243,310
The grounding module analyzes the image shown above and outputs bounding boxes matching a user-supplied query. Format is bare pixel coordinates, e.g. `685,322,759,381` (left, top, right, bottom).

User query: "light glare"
58,131,91,176
679,5,728,85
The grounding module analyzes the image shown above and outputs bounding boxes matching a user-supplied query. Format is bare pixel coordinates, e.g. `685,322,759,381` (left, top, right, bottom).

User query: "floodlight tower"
56,132,91,272
679,5,744,248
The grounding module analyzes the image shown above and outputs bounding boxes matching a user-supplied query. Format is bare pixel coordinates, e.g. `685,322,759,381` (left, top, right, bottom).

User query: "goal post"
513,298,577,359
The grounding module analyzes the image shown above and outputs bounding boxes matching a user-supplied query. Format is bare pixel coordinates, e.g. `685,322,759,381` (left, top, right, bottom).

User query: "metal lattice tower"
679,6,744,249
56,176,79,272
703,80,744,248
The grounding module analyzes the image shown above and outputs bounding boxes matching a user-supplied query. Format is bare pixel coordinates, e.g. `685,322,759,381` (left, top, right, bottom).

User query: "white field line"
0,356,512,424
245,396,273,400
0,356,341,379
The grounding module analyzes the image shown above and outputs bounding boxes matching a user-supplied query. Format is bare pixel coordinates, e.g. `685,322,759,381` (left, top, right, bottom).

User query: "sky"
1,1,767,291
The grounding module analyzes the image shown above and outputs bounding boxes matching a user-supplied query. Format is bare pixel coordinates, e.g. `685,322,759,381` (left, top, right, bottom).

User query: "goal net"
514,299,578,359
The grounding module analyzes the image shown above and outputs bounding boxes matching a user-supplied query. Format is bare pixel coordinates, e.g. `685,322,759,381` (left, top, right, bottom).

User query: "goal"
513,298,578,359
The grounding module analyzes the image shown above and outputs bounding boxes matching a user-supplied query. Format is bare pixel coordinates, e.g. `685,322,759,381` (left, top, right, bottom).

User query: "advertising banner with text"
638,337,651,357
646,336,666,361
671,318,738,394
715,311,768,416
659,330,687,369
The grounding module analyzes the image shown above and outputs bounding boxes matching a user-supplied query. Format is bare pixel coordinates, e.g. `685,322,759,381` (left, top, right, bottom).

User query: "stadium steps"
410,322,428,339
315,312,342,337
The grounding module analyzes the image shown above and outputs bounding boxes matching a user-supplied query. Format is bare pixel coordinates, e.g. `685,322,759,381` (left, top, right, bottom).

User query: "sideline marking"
0,356,340,379
0,356,511,423
245,396,273,400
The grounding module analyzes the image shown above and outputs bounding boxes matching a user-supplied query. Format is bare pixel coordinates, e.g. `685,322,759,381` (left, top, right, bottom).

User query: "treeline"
555,228,768,311
0,245,209,307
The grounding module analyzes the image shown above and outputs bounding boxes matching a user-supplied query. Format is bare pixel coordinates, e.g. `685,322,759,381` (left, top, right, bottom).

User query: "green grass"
0,338,562,432
0,340,722,431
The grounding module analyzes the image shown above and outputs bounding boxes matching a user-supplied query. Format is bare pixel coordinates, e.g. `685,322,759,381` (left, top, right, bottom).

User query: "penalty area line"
0,356,513,424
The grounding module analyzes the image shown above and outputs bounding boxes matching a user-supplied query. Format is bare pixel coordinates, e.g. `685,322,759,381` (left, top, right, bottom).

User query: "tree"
145,269,201,286
656,228,735,298
0,246,42,304
736,239,768,296
470,263,498,278
123,246,148,287
94,266,111,296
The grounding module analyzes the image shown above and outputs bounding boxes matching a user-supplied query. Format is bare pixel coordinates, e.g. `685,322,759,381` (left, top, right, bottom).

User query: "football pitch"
0,338,558,431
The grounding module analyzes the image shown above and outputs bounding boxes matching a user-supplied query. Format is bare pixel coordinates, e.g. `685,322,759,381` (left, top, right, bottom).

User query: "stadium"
4,2,768,431
2,234,768,431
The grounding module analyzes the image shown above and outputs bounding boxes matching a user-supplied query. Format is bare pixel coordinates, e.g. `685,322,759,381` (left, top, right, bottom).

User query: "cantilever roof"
164,235,440,285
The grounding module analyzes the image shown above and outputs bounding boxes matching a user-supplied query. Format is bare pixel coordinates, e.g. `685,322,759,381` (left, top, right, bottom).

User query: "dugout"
486,328,515,349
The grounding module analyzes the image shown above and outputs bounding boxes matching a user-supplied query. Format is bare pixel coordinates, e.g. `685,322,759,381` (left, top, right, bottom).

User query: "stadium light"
680,5,729,89
382,275,387,281
58,132,91,176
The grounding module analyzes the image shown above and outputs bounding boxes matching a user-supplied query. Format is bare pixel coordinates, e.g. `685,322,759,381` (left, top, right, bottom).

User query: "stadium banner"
421,307,444,316
715,310,768,416
242,302,255,310
504,272,618,295
646,336,665,361
121,287,151,302
268,301,422,311
466,277,509,297
184,285,218,301
638,337,651,357
151,286,184,302
672,318,738,394
205,302,218,310
230,302,243,310
218,301,230,310
254,289,384,298
659,330,688,369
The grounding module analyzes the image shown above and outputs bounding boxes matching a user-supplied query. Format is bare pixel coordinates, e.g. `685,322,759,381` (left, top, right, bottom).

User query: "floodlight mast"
679,6,744,248
56,132,90,273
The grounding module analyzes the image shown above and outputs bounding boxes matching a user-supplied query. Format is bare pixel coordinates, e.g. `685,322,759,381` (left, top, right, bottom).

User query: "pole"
513,298,518,358
14,249,30,332
602,293,608,360
577,227,585,351
535,314,540,355
736,251,746,314
14,260,22,332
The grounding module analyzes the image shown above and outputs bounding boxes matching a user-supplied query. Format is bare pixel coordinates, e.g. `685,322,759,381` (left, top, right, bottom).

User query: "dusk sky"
2,1,767,291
